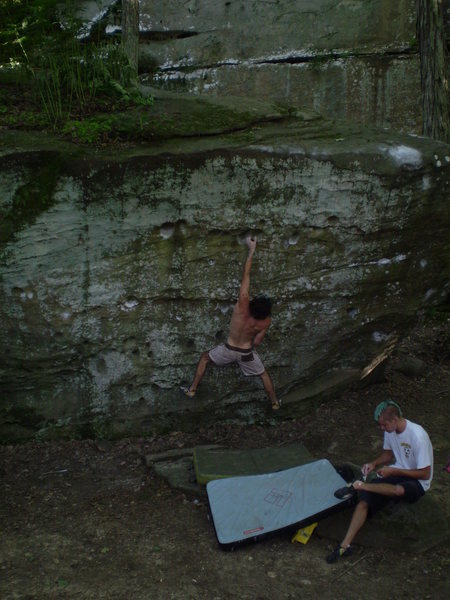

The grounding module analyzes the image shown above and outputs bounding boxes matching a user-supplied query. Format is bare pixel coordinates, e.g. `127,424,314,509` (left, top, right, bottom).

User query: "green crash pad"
193,443,314,485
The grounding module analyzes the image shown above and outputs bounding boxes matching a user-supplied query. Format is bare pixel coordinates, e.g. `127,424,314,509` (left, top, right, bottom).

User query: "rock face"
0,99,449,441
136,0,421,133
76,0,425,132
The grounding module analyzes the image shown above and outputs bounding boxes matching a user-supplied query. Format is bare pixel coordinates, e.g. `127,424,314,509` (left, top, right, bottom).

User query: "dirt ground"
1,318,449,600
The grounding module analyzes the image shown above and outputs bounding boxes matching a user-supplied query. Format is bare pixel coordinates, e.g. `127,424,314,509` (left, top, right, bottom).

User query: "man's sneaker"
334,484,356,500
326,544,353,564
180,385,195,398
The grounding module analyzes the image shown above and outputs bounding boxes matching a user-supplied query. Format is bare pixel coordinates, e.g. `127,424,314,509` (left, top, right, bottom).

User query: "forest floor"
1,317,449,600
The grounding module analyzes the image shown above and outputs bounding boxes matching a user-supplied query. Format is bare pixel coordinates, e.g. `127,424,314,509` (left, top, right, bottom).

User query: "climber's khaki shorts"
209,343,265,376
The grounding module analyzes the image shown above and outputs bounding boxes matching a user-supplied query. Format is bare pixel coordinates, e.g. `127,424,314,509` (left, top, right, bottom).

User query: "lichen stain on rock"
0,153,67,245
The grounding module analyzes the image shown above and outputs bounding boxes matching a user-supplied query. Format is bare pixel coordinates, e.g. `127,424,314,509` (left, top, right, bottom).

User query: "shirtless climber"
180,235,280,409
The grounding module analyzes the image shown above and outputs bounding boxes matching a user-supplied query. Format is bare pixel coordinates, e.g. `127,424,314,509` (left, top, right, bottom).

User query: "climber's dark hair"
249,295,272,319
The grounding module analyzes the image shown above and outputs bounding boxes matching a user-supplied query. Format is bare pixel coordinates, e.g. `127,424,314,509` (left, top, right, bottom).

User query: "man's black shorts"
358,475,425,517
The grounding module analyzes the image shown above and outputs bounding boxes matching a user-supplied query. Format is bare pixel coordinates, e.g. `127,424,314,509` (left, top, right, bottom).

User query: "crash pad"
206,458,350,548
193,443,314,485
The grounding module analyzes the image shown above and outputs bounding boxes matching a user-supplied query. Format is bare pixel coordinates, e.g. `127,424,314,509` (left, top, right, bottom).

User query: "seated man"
327,399,433,563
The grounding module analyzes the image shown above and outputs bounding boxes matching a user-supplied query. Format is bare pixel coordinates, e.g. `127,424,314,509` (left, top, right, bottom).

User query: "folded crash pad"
193,443,314,485
206,458,349,548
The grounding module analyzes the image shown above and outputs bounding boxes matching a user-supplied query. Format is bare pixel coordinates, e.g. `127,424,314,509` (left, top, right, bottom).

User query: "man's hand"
376,466,397,478
352,480,365,489
361,462,376,477
245,235,256,255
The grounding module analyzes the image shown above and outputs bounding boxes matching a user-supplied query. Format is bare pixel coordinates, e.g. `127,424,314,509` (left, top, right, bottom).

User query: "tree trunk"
122,0,140,77
416,0,449,142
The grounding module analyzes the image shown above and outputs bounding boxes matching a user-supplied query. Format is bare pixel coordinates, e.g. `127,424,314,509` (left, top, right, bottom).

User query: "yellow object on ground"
291,522,318,544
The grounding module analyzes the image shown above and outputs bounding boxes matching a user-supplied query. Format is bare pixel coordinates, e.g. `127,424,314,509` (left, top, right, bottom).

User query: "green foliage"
35,41,137,126
0,0,153,131
62,116,114,144
0,0,64,63
0,107,46,127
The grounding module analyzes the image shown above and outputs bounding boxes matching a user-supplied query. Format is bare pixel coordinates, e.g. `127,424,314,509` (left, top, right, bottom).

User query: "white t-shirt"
383,419,433,491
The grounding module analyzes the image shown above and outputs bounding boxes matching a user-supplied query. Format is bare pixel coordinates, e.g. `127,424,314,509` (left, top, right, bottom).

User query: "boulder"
318,493,449,553
0,95,449,440
136,0,421,133
75,1,425,132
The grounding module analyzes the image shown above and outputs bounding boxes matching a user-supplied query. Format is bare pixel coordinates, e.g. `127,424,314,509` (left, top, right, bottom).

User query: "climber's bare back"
227,299,270,349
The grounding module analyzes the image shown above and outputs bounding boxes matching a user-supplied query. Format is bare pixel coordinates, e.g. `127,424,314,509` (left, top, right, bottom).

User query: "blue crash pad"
206,458,349,548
